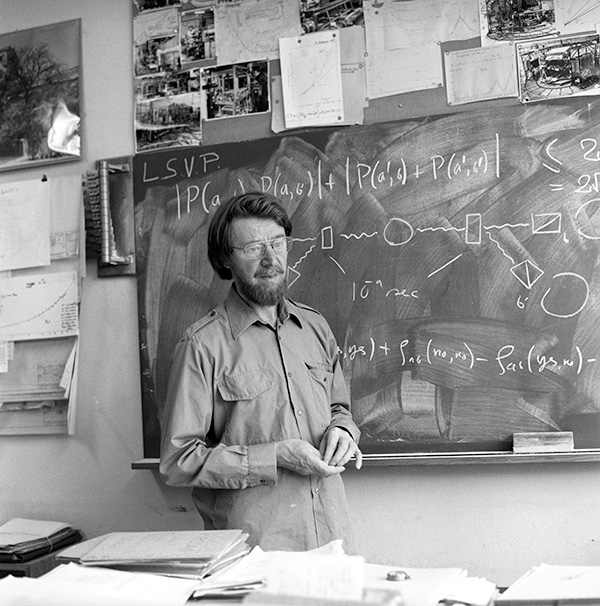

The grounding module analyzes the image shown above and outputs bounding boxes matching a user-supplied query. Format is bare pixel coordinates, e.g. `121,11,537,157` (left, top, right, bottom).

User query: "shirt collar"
225,285,302,339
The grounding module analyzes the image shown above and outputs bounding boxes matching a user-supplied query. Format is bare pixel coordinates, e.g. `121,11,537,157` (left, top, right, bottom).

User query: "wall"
0,0,599,587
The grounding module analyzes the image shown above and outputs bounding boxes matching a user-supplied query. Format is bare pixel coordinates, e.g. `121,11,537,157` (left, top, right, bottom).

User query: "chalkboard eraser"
513,431,574,453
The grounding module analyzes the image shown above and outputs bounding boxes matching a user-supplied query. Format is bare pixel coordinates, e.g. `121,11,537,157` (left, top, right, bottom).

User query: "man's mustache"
255,266,284,278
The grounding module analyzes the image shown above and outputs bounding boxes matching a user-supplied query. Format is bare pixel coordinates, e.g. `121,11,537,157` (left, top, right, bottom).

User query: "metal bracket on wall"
83,156,136,277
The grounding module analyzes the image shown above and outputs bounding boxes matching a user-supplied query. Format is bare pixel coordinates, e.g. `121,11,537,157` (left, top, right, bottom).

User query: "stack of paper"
194,540,352,599
0,562,200,606
441,576,498,606
0,518,82,563
496,563,600,606
193,540,489,606
63,529,249,580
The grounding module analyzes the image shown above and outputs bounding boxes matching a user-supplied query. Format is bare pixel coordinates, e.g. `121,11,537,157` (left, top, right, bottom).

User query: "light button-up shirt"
159,286,360,552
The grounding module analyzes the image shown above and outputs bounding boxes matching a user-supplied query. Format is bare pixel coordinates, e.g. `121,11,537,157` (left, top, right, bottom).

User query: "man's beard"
237,272,287,307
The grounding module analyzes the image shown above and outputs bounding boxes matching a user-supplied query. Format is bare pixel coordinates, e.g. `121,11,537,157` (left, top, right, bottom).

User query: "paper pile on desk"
0,518,82,563
194,540,490,606
364,564,474,606
495,563,600,605
61,529,249,579
0,562,199,606
193,539,352,600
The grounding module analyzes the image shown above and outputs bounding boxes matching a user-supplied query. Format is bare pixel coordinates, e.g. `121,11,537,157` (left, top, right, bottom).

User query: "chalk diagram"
135,102,600,455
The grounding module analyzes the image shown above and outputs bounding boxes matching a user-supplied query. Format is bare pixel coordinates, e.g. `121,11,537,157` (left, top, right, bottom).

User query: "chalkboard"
133,100,600,460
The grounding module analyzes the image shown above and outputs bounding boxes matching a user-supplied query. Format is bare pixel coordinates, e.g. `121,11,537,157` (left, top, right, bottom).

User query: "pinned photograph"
300,0,363,34
201,61,269,120
0,19,81,172
180,5,216,68
517,34,600,103
135,69,202,151
480,0,557,44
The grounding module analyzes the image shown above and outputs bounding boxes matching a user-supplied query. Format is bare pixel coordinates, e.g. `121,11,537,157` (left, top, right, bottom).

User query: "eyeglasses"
232,236,293,259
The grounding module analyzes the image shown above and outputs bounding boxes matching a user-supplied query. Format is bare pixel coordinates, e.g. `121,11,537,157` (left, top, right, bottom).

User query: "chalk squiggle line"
487,231,514,263
293,236,318,242
417,226,465,233
340,232,378,239
292,245,315,269
484,222,529,230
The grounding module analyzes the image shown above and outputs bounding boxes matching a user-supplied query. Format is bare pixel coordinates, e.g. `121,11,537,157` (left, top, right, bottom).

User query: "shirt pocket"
217,368,275,443
217,368,273,401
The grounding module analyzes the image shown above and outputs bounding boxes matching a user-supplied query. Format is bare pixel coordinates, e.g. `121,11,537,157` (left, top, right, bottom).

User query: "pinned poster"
0,271,79,341
279,30,344,129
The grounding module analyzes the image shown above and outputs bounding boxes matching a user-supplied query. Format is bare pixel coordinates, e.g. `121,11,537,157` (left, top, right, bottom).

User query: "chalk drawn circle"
576,198,600,240
383,218,413,246
540,272,589,319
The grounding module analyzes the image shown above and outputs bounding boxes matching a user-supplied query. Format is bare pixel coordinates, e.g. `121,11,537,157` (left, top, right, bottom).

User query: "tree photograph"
0,19,81,171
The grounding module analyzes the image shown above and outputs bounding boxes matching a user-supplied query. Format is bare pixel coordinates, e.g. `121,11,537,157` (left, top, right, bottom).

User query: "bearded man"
159,192,362,552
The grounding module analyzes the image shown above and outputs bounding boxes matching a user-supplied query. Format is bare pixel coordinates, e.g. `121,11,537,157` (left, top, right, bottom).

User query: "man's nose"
261,244,277,262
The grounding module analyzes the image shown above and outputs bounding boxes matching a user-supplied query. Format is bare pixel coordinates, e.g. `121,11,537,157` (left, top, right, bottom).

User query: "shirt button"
315,488,320,494
297,410,303,416
287,372,292,377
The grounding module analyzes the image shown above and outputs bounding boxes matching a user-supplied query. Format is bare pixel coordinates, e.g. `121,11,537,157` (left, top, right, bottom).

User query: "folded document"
496,563,600,605
0,518,82,563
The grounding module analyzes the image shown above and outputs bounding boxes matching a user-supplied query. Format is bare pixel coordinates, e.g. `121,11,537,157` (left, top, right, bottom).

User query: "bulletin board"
134,99,600,460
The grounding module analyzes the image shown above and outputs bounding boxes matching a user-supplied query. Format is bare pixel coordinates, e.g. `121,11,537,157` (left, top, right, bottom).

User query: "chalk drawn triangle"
287,267,301,288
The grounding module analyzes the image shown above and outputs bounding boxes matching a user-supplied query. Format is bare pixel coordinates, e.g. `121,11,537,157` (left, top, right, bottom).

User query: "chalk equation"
342,335,594,377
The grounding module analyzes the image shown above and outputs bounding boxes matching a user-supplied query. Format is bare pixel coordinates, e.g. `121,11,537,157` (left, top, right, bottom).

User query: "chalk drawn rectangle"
532,213,561,234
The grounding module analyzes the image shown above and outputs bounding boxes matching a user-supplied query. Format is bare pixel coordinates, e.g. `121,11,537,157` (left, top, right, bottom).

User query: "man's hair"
207,191,292,280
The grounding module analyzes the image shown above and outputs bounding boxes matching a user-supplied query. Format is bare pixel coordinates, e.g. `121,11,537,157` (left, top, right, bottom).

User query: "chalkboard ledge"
132,450,600,470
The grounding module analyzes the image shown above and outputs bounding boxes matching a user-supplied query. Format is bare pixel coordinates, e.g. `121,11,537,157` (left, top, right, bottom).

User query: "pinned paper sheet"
215,0,301,65
554,0,600,36
279,30,344,129
0,271,79,341
363,2,443,99
50,175,82,260
373,0,479,50
445,44,518,105
272,26,366,133
0,178,51,272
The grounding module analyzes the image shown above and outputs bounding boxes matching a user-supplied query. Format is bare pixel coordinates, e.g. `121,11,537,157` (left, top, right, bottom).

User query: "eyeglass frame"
231,236,293,259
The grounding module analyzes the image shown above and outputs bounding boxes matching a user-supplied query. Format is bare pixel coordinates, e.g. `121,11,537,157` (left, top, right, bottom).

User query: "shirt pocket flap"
218,369,273,401
305,361,334,383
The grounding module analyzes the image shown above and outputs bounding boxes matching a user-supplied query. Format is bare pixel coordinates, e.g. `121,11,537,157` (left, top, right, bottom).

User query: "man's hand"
276,439,344,477
319,427,363,470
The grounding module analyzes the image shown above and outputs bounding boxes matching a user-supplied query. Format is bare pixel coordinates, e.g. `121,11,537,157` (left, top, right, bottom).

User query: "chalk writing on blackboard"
134,102,600,457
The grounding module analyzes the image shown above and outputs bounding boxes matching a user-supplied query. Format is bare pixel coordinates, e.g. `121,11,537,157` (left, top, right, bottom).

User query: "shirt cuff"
247,442,278,486
328,419,361,443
